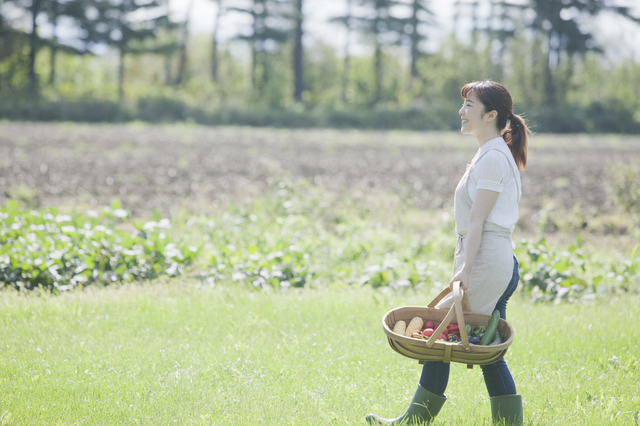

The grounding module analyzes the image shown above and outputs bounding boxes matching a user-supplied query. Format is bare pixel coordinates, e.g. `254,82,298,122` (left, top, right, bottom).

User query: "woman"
366,80,530,426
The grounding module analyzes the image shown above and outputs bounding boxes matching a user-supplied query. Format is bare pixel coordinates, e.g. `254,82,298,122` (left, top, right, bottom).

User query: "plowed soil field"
2,122,639,231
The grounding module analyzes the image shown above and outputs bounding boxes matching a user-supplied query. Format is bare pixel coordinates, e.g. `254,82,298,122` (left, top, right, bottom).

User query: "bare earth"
2,122,639,231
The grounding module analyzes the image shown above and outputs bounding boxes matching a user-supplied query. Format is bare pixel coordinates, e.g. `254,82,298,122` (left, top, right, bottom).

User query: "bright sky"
169,0,453,55
2,0,638,62
168,0,640,62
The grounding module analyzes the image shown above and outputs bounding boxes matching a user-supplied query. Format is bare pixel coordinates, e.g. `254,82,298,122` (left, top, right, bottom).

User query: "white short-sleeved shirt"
442,137,522,314
464,137,521,234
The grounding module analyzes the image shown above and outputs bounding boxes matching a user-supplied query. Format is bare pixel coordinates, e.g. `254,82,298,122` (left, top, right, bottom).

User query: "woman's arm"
449,188,500,290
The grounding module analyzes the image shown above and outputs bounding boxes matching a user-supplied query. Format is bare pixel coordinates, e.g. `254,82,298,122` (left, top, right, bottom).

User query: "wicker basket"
382,282,515,369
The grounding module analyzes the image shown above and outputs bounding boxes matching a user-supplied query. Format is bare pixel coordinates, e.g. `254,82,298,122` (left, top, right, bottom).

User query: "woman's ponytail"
503,113,530,172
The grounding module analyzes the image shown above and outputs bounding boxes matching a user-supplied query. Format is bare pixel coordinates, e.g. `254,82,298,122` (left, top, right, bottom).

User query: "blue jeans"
419,256,520,398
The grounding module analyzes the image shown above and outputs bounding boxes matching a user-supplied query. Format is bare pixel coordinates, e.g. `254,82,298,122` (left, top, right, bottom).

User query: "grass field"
1,123,640,425
1,280,639,425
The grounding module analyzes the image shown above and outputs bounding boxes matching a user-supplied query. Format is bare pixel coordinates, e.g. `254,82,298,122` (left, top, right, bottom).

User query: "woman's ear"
486,110,498,123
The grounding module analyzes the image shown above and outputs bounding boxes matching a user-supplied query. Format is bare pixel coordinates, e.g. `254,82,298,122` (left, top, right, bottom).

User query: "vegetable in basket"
480,310,501,346
392,320,406,335
404,317,424,337
489,330,502,346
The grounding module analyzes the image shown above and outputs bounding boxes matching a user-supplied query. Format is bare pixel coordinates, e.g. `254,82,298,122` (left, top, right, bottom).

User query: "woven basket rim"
382,305,515,356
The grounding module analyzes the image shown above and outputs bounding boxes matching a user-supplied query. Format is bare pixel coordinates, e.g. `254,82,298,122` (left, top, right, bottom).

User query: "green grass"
1,280,638,425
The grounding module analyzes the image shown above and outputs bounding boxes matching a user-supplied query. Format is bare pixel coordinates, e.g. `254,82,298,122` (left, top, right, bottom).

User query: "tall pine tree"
403,0,435,80
44,0,89,85
229,0,289,92
208,0,225,82
330,0,358,104
350,0,406,105
76,0,176,100
515,0,638,105
0,0,90,96
291,0,304,102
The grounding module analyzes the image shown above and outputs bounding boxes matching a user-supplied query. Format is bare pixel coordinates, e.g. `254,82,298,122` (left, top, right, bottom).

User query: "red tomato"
438,333,448,340
424,320,435,330
422,328,434,337
448,324,460,332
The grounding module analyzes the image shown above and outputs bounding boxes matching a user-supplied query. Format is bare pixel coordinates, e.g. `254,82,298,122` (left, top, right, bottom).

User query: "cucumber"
480,310,501,345
489,330,502,346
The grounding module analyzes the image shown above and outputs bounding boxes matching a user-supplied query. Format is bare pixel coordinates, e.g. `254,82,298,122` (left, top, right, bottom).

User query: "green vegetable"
472,325,485,339
489,331,502,346
481,310,501,345
465,324,487,338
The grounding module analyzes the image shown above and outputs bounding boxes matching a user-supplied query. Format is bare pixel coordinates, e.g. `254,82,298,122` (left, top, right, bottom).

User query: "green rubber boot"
365,384,446,425
490,394,523,425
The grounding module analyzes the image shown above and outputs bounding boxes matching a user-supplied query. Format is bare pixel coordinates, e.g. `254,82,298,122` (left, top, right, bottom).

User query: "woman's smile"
458,92,484,134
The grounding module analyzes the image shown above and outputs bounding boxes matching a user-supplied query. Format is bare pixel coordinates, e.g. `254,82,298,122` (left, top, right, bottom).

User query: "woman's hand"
449,267,470,291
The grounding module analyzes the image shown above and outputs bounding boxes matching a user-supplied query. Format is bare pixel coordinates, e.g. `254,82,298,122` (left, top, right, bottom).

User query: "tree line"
0,0,639,132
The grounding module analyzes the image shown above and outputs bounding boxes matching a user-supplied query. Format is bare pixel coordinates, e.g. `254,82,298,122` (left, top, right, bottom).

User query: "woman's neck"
475,129,501,147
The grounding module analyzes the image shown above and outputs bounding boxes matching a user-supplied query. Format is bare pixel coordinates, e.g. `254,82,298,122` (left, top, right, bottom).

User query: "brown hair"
461,80,530,171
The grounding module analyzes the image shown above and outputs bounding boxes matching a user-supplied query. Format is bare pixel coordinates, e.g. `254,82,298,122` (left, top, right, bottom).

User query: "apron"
437,144,521,315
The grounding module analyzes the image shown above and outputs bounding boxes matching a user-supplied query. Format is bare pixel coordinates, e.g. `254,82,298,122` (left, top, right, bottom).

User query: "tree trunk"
211,35,218,82
175,0,195,86
471,0,479,44
374,41,382,105
251,42,257,89
261,49,269,87
118,48,125,101
164,55,173,85
175,45,187,85
49,1,59,85
49,47,57,85
211,0,222,82
293,0,304,102
159,0,172,85
559,53,575,105
250,7,257,90
28,0,42,95
410,41,419,80
544,36,557,106
373,4,383,105
259,6,268,87
342,0,352,104
410,0,420,80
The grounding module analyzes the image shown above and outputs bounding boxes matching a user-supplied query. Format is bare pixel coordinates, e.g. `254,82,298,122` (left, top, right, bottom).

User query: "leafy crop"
2,179,639,300
515,236,640,302
0,200,197,292
607,162,640,215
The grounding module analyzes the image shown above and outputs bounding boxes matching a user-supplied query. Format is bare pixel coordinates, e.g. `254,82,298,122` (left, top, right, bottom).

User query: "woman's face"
459,91,491,136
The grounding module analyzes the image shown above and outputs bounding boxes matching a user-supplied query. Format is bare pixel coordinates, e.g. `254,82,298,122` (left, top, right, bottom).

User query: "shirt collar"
479,137,507,155
472,137,507,164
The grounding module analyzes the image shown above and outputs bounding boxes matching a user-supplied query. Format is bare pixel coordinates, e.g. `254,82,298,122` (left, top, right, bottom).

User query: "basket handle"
427,283,470,311
425,281,471,352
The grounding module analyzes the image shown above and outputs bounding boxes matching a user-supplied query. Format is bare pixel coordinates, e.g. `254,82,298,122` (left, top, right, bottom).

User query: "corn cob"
393,320,407,335
404,317,424,337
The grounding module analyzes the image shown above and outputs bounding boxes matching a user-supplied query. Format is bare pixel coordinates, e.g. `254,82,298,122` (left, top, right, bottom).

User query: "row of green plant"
0,98,460,131
0,200,197,291
1,179,639,300
3,96,638,134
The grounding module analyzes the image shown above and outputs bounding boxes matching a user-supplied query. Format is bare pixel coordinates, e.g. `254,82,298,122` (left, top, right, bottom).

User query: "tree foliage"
74,0,177,99
0,0,639,131
229,0,291,92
